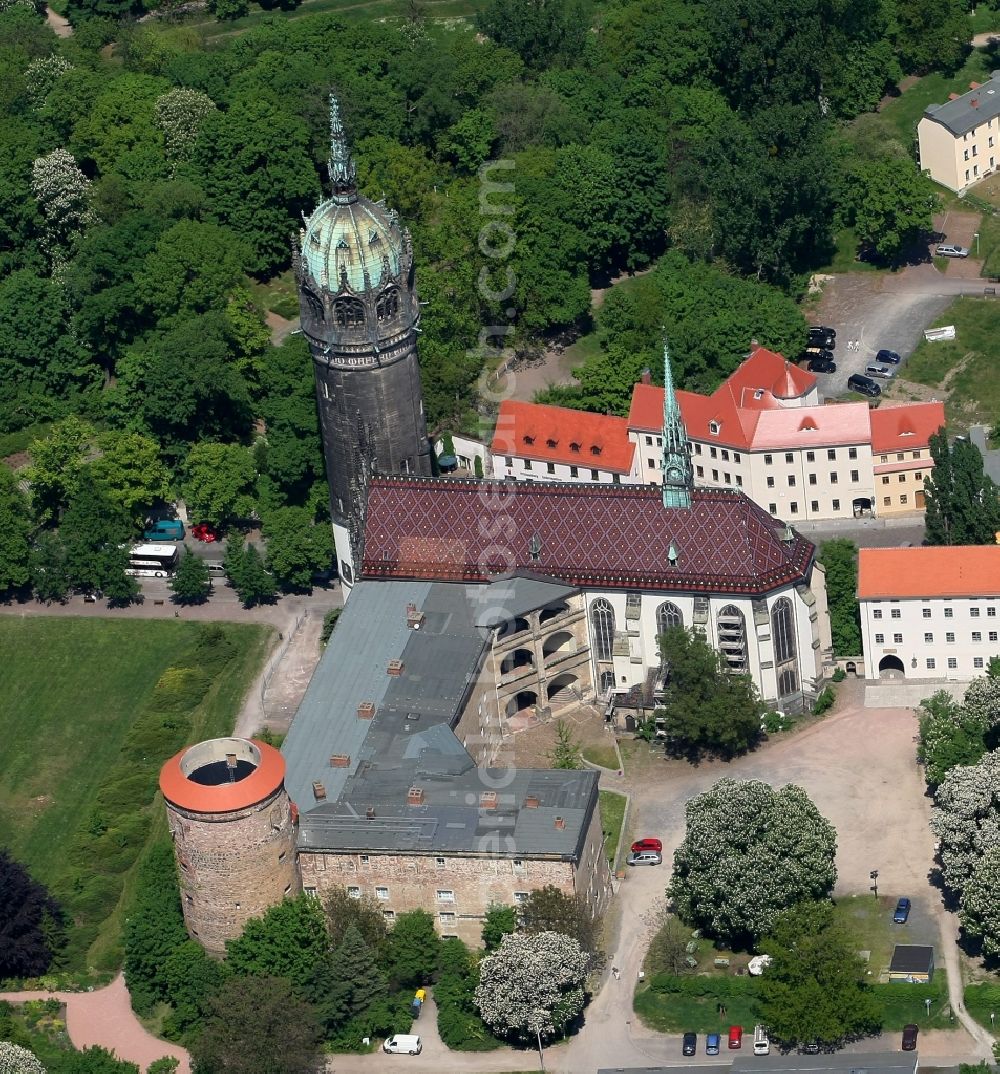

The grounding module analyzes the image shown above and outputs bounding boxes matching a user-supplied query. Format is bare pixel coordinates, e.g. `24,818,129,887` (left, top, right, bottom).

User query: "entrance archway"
547,673,579,705
878,654,905,678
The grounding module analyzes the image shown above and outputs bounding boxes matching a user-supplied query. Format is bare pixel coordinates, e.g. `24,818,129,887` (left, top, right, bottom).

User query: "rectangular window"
850,470,859,482
439,911,456,923
734,453,741,463
830,473,838,485
945,607,954,618
513,891,530,904
612,474,621,484
504,456,512,467
972,631,982,643
974,657,985,669
647,459,655,469
645,435,652,445
767,476,775,488
769,504,777,515
811,501,819,512
784,452,793,464
722,449,730,461
710,446,718,459
924,633,933,643
524,460,532,471
926,658,936,670
946,632,955,643
375,886,389,900
789,475,797,488
873,609,883,619
967,169,971,181
806,451,815,462
724,473,731,484
790,502,799,514
696,465,704,477
893,633,903,643
694,443,701,454
875,633,884,644
991,632,998,643
360,854,369,864
971,608,981,617
809,474,817,486
304,886,317,898
882,476,890,485
590,469,599,480
891,609,901,619
898,474,906,483
570,465,578,478
883,496,891,506
736,475,743,487
990,608,997,617
436,857,446,867
383,910,395,921
712,469,719,481
347,886,361,899
900,494,908,504
849,447,858,460
827,449,836,461
764,454,773,465
948,657,958,670
965,148,970,160
546,462,555,475
513,859,524,869
436,889,455,902
923,608,932,619
832,499,840,511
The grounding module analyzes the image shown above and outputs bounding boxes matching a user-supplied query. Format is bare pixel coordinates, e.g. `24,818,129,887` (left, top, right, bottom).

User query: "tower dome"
300,196,404,294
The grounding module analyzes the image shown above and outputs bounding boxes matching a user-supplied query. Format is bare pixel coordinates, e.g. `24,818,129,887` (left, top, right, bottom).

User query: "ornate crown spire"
661,337,692,510
328,93,358,205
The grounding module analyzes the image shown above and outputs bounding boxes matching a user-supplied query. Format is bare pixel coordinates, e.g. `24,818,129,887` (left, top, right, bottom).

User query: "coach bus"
126,543,179,577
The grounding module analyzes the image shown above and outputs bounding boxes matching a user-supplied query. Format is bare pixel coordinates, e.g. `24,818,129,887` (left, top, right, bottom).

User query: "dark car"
901,1024,919,1050
808,357,836,374
847,373,881,398
876,348,902,364
630,837,663,854
706,1033,721,1056
682,1033,697,1057
893,897,911,924
810,325,836,338
808,328,835,349
803,346,834,361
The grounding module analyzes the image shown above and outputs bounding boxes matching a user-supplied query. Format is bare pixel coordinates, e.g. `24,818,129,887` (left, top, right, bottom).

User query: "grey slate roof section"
924,73,1000,135
889,944,934,974
283,576,598,857
598,1054,919,1074
471,574,579,627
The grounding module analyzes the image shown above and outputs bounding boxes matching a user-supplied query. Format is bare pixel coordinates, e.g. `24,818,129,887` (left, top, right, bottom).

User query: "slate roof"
889,944,935,974
362,476,816,595
924,73,1000,136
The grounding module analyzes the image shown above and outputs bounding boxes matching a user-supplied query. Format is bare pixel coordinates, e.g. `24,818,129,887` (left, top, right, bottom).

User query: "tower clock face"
667,465,683,482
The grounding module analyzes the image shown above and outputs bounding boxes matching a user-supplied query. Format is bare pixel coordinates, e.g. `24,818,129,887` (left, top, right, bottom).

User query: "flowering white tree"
474,930,588,1042
24,55,73,107
960,846,1000,956
30,148,95,261
0,1042,46,1074
960,675,1000,729
154,88,216,166
668,778,837,946
930,748,1000,893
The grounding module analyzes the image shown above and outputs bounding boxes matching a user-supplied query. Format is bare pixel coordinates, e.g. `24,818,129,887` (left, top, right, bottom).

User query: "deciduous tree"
384,909,441,989
26,416,93,525
668,778,837,948
0,467,32,593
170,549,212,605
0,1043,45,1074
0,849,66,979
482,903,518,952
547,719,581,769
323,886,387,952
819,539,862,657
845,158,937,263
924,431,1000,546
930,748,1000,894
226,895,330,996
960,846,1000,956
90,430,171,526
262,506,333,591
183,442,257,528
519,884,599,953
918,690,990,789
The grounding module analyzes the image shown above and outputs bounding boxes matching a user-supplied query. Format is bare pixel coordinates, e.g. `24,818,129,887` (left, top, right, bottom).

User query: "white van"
753,1025,770,1056
383,1034,422,1055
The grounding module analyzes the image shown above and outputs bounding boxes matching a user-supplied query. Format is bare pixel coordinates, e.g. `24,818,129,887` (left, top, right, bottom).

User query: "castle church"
159,98,832,954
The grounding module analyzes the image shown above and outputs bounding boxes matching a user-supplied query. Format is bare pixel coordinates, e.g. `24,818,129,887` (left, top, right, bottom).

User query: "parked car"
143,518,184,541
847,373,881,397
807,357,836,374
630,837,662,854
936,244,969,258
728,1025,743,1050
876,348,902,364
803,346,834,361
706,1033,721,1056
753,1025,770,1056
627,849,662,867
801,1042,821,1055
191,523,218,543
383,1034,422,1055
901,1024,919,1050
865,363,892,379
893,897,911,924
810,325,836,338
682,1033,697,1056
808,328,835,349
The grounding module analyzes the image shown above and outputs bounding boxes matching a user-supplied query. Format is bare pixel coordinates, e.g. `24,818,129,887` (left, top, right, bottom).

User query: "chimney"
329,753,351,768
640,368,652,385
387,659,404,676
523,794,540,809
407,786,425,806
970,81,982,90
972,97,980,109
312,781,327,801
366,806,376,820
406,602,425,629
948,93,960,101
554,816,566,830
357,701,376,720
480,790,498,810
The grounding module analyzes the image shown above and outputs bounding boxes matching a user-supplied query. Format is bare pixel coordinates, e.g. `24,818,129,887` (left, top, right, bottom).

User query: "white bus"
126,543,179,577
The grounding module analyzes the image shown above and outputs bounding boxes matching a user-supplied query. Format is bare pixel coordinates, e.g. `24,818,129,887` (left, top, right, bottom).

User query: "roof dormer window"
709,420,721,435
523,435,535,445
590,445,602,456
336,238,349,249
546,438,558,448
369,228,381,244
569,442,581,453
753,389,764,400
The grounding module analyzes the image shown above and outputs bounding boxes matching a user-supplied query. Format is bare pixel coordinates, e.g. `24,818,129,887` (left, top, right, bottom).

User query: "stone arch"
539,601,570,625
333,296,365,328
591,598,615,661
655,600,683,636
599,669,615,696
500,647,535,678
547,673,579,704
497,616,530,640
717,604,748,673
879,654,906,677
542,630,575,663
375,286,400,322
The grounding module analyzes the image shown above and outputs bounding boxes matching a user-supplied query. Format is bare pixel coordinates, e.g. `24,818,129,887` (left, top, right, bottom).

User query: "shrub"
812,686,836,715
832,667,846,682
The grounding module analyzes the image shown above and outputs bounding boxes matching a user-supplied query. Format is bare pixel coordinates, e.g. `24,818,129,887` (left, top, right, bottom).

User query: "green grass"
0,619,271,969
816,228,883,275
969,7,1000,35
903,296,1000,429
599,789,627,866
977,210,1000,275
634,981,761,1034
250,269,299,320
582,743,619,770
964,982,1000,1031
831,894,903,973
0,422,53,461
873,979,950,1030
881,51,995,141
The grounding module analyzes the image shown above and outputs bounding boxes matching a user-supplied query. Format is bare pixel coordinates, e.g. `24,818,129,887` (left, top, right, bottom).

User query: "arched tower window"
655,601,683,636
302,289,324,323
334,296,365,328
375,287,399,323
717,604,747,673
771,597,797,665
590,598,615,661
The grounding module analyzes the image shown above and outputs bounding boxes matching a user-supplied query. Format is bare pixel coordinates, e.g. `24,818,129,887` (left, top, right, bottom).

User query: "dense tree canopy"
930,748,1000,894
924,431,1000,546
0,849,65,979
819,539,862,657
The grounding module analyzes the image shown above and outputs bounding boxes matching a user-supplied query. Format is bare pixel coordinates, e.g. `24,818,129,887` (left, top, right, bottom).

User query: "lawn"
582,743,619,770
964,982,1000,1031
880,51,996,141
0,618,271,970
902,296,1000,429
598,789,627,866
816,228,883,275
634,978,761,1034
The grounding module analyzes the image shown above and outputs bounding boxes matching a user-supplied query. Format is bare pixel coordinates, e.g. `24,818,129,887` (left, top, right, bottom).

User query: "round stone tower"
294,95,431,589
159,737,298,956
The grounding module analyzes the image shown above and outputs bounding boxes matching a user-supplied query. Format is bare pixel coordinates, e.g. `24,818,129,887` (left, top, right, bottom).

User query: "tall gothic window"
590,598,615,661
771,597,797,664
375,286,399,322
334,296,365,327
716,604,747,673
655,601,683,636
778,668,799,698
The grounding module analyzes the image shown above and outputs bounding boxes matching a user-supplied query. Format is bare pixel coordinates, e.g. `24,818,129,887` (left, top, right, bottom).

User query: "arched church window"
590,598,615,661
375,287,399,323
302,289,324,323
334,297,365,328
655,601,683,636
778,668,799,698
716,604,747,673
771,597,797,664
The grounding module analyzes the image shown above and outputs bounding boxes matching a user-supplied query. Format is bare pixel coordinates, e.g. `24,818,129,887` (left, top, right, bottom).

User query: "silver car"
936,244,969,258
627,850,662,866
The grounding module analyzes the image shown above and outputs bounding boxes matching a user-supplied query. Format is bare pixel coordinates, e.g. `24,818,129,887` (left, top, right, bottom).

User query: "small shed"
888,944,934,983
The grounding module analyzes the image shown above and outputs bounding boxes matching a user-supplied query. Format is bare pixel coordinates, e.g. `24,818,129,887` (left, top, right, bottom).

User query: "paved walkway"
0,975,190,1073
44,5,72,36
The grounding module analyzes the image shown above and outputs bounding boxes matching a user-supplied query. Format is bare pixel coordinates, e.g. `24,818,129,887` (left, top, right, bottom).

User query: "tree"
322,924,387,1031
918,691,989,789
477,0,586,69
482,903,518,951
845,158,937,263
232,543,276,608
207,0,250,17
668,778,837,948
90,431,172,526
323,887,388,952
26,416,93,524
183,443,257,528
519,884,599,954
960,846,1000,957
656,626,763,759
160,940,227,1039
0,849,65,979
0,1043,45,1074
547,719,581,769
384,909,441,989
474,930,588,1043
154,89,217,168
0,467,31,593
226,895,330,996
893,0,967,74
644,901,694,976
924,431,1000,546
262,507,333,591
930,748,1000,894
59,473,137,602
191,975,322,1074
61,1048,139,1074
758,902,881,1047
30,147,94,261
819,539,862,656
170,549,212,605
29,531,70,603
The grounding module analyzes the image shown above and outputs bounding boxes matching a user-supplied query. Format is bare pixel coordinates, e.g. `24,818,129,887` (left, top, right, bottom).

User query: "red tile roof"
858,547,1000,599
724,347,816,401
159,740,286,814
492,400,634,473
362,476,816,593
869,402,945,454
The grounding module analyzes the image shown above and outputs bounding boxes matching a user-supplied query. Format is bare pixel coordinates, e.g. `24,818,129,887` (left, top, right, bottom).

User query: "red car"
191,524,218,543
630,837,662,854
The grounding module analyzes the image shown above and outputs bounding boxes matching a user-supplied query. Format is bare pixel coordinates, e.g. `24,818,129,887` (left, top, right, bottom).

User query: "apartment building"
918,72,1000,191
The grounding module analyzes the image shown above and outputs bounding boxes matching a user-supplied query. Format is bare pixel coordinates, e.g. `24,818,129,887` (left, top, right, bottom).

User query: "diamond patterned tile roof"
362,477,816,593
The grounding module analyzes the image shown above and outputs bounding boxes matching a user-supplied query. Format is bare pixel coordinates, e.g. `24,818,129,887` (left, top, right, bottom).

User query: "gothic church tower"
294,95,431,586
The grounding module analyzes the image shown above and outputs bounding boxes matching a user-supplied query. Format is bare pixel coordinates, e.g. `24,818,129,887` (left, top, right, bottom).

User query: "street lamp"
975,231,981,256
870,869,879,899
535,1025,545,1071
925,998,932,1019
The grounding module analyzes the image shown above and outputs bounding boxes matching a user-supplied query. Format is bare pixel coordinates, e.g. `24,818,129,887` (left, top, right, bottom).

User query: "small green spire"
328,93,358,205
661,337,692,510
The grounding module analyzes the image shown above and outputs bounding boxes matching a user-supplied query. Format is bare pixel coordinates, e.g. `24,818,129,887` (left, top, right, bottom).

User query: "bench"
714,957,730,968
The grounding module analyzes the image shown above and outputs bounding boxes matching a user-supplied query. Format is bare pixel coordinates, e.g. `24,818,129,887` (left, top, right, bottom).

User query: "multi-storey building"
918,73,1000,191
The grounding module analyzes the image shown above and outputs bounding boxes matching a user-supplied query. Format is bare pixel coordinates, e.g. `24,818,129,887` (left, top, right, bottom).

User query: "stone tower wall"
166,787,299,956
